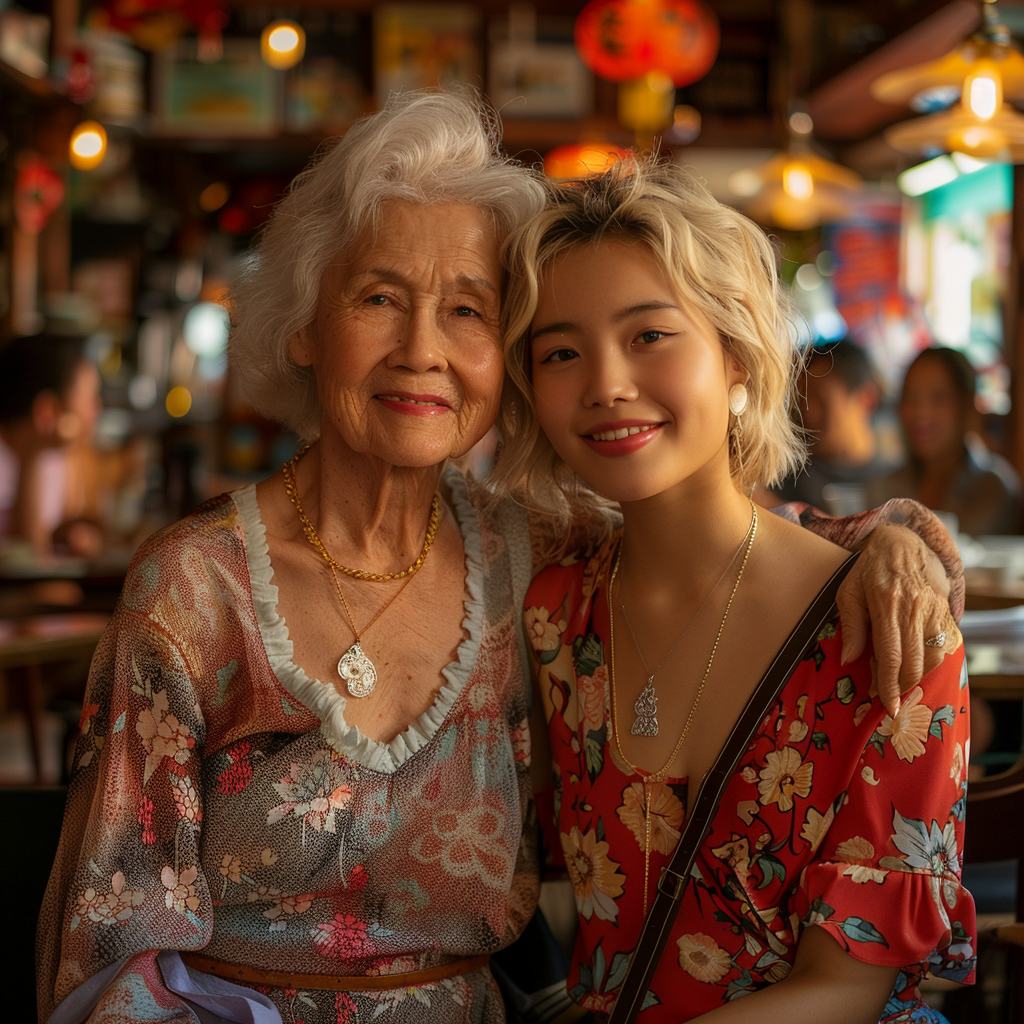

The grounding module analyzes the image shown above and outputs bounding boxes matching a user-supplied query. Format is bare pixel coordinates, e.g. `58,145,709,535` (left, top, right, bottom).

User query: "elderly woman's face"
292,200,504,467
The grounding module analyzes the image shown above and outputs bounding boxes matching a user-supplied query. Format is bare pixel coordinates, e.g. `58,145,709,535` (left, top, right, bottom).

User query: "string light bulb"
260,20,305,70
69,121,107,170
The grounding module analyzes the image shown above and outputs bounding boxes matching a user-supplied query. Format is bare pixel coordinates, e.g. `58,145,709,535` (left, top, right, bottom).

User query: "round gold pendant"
338,641,377,698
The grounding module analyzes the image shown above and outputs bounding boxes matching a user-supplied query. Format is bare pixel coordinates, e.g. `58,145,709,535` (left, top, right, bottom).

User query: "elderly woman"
38,91,960,1024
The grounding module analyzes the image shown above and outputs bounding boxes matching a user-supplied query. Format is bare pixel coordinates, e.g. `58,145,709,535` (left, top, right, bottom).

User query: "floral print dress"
526,534,976,1023
37,467,540,1024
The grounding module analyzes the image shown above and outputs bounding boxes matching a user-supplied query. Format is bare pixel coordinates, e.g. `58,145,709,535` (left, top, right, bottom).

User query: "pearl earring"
728,383,748,417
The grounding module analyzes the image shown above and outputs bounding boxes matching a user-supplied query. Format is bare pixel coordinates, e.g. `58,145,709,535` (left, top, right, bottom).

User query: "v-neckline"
232,463,486,775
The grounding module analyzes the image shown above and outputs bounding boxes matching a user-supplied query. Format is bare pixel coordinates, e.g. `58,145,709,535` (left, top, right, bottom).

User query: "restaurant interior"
3,0,1024,1019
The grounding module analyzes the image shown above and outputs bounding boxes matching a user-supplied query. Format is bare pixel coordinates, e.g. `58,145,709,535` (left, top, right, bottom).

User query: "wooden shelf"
0,58,60,99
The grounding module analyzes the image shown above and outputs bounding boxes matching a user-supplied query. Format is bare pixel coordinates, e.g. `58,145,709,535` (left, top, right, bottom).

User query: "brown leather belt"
179,951,490,992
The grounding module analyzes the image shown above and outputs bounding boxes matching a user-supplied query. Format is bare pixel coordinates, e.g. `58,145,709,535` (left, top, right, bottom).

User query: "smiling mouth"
587,424,659,441
376,395,449,408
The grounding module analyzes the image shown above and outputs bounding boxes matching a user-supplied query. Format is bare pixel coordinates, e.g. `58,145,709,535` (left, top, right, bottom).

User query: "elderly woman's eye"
366,294,388,306
455,306,480,318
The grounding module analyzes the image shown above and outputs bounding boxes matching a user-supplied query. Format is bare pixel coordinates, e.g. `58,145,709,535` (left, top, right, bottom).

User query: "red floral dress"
527,535,976,1023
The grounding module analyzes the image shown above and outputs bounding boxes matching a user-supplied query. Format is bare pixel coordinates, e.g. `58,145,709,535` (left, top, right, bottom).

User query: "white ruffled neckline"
231,463,485,775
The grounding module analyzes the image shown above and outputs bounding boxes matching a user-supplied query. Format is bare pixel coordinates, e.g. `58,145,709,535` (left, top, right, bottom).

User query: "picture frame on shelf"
488,40,592,119
373,4,482,107
153,39,280,137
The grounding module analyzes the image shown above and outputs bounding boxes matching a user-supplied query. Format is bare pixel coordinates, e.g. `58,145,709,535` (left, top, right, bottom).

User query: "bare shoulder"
751,504,850,599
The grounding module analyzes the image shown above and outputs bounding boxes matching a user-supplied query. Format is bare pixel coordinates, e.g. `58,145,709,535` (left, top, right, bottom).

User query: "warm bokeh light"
261,20,305,70
199,182,230,212
965,62,1001,120
543,144,632,179
166,386,193,417
69,121,107,170
782,163,814,201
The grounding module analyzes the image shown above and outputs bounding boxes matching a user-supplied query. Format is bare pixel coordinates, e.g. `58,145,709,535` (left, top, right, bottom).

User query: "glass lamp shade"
574,0,718,86
871,37,1024,107
744,152,861,231
884,101,1024,159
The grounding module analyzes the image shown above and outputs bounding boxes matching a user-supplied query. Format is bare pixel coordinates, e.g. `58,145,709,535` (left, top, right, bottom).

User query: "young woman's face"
529,239,744,504
899,357,968,462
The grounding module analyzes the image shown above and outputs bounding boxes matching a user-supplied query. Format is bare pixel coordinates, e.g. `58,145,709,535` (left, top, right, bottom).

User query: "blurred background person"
775,338,894,514
866,346,1022,537
0,335,104,561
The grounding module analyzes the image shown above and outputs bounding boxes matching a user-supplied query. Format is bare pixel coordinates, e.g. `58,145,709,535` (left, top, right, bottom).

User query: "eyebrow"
352,267,498,297
531,302,682,340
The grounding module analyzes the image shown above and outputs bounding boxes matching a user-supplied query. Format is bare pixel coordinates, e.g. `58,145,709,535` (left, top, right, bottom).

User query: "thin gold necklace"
617,525,750,738
608,501,757,915
281,446,441,697
326,564,416,697
282,446,442,582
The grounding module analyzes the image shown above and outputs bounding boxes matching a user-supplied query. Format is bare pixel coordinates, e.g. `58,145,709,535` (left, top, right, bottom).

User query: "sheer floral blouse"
37,467,540,1024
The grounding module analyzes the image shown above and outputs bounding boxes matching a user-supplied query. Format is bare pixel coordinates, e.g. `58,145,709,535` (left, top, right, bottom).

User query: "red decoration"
96,0,227,50
574,0,719,86
544,144,633,179
66,47,96,104
14,158,65,236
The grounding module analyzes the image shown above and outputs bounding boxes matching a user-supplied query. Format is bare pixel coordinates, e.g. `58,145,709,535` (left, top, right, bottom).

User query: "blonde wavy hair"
490,158,805,528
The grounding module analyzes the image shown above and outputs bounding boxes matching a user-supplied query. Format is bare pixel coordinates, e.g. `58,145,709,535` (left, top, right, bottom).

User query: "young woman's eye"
541,348,578,364
638,330,665,345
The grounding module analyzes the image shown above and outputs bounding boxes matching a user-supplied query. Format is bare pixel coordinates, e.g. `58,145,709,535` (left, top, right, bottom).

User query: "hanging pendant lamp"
740,114,862,232
873,0,1024,161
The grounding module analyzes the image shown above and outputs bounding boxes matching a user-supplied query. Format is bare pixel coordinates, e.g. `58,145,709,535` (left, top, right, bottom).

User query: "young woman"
492,162,975,1023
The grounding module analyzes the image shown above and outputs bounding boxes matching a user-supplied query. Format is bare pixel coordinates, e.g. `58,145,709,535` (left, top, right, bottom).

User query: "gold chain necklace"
608,501,757,915
282,447,442,582
281,446,442,697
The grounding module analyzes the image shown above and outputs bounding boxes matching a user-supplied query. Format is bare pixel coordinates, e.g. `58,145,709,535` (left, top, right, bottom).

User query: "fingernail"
841,641,851,664
891,698,901,719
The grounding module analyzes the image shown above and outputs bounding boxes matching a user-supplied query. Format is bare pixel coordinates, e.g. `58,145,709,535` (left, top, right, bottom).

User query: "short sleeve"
37,607,213,1022
792,643,975,987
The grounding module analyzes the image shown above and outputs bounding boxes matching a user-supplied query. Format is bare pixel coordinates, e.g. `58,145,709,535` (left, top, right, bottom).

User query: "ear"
289,324,315,367
726,354,747,388
30,390,61,438
856,382,881,414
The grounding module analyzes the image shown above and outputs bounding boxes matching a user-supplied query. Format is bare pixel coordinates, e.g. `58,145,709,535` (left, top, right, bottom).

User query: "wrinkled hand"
836,525,956,718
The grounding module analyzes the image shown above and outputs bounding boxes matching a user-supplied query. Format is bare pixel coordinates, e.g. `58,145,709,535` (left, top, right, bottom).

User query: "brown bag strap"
608,553,860,1024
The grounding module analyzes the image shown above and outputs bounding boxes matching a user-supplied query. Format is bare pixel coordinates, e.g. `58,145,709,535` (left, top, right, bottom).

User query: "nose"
386,307,448,374
582,348,639,408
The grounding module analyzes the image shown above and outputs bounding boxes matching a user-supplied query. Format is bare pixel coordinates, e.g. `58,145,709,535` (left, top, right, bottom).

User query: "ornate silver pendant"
338,641,377,698
631,679,659,737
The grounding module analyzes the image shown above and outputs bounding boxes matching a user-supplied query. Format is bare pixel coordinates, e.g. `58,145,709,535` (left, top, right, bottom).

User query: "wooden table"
965,569,1024,611
0,613,108,782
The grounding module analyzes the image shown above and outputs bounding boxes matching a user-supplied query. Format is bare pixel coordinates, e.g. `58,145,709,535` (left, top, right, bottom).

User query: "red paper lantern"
574,0,719,87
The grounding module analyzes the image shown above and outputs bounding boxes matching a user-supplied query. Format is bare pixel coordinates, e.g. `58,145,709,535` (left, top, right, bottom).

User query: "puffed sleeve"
37,606,213,1022
792,641,976,989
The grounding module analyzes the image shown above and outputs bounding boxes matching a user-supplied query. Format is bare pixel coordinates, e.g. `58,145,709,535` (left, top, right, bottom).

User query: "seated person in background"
775,339,893,514
0,335,104,560
866,346,1022,537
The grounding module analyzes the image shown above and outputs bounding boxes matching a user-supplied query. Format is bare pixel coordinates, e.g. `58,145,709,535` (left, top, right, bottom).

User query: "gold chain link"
282,446,442,582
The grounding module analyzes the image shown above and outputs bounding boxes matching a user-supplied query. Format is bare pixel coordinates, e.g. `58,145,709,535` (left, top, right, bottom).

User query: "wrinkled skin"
838,525,958,718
